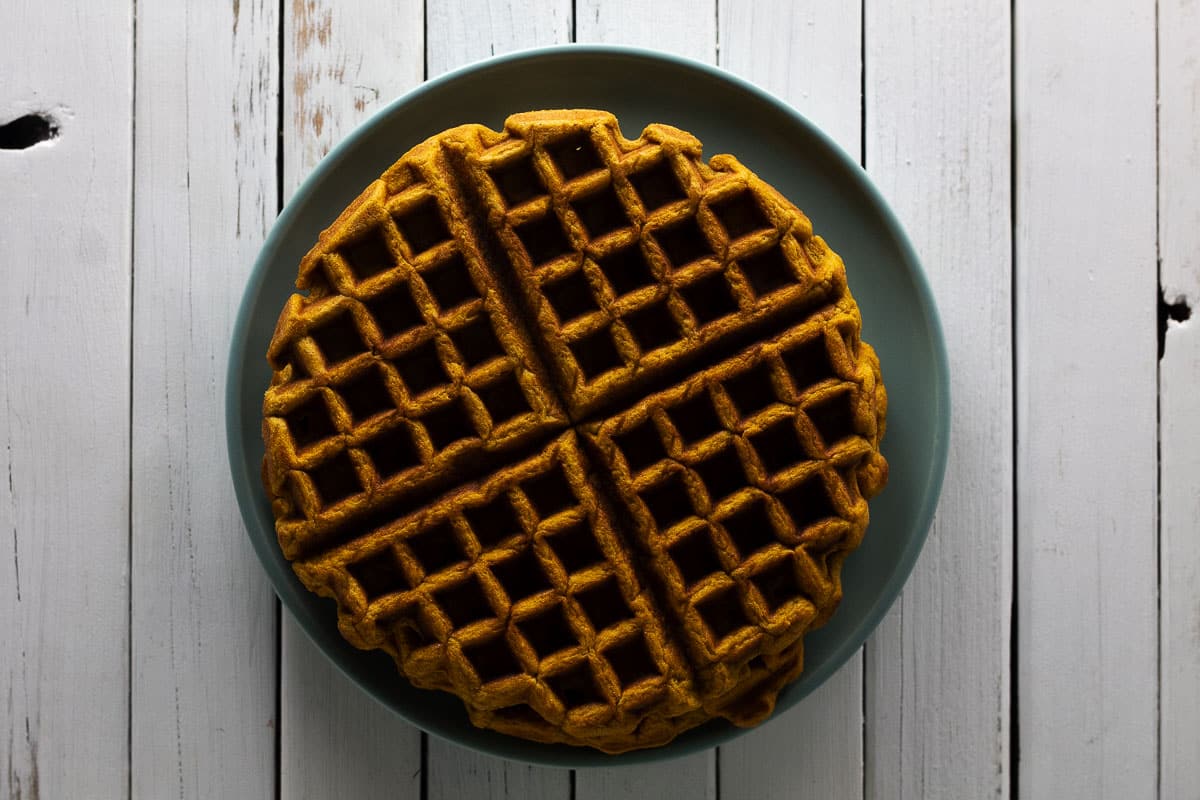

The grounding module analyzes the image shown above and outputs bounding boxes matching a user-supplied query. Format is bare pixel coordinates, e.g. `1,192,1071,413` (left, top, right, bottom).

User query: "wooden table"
3,1,1195,797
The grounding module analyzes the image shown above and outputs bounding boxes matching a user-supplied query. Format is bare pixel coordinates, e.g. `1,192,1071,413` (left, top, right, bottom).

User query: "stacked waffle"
262,110,887,752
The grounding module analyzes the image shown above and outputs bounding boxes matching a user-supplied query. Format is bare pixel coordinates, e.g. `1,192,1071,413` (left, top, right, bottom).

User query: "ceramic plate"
227,44,949,767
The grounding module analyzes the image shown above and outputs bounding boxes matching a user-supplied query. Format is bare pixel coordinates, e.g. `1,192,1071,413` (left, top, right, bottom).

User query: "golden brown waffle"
263,110,888,752
451,111,842,418
582,301,887,725
293,432,709,751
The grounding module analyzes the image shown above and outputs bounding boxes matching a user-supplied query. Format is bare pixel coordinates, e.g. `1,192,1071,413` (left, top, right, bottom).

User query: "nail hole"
0,114,59,150
1159,287,1192,360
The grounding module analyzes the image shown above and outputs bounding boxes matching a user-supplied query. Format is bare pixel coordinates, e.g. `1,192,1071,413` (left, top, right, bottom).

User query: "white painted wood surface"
279,3,426,799
575,0,715,62
717,3,865,797
1016,1,1159,797
1157,0,1200,795
3,1,1196,799
864,3,1013,798
1,3,132,799
130,2,278,798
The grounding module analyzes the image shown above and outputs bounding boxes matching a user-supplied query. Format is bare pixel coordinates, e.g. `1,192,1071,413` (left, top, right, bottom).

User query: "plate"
227,44,949,767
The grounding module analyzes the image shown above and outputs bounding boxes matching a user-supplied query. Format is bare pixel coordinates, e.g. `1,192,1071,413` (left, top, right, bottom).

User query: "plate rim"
226,42,950,768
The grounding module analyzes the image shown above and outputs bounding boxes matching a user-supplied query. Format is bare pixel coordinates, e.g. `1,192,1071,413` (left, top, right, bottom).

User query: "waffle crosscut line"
263,110,888,752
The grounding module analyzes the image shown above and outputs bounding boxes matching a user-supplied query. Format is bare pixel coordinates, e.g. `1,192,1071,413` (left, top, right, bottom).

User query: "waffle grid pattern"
585,304,886,721
263,143,568,559
294,432,712,750
263,111,887,752
458,114,840,418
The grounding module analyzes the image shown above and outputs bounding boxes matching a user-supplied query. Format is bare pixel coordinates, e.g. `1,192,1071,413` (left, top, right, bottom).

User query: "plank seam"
859,5,869,798
713,744,721,800
421,5,430,791
713,0,719,63
1009,1,1019,796
127,0,138,795
419,728,428,800
1153,0,1163,797
275,2,286,798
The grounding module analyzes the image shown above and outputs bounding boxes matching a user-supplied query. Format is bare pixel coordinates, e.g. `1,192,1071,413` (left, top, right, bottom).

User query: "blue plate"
227,44,949,767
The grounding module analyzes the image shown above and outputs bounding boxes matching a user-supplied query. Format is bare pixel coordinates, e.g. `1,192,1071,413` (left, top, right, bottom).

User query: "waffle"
263,110,888,752
582,302,887,723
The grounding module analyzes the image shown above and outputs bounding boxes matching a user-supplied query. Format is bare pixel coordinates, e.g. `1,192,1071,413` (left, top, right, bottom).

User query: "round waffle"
262,110,887,753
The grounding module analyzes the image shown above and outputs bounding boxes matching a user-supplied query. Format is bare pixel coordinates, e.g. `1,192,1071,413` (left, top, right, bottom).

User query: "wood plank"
575,756,715,800
427,754,570,800
718,0,861,155
863,2,1013,797
720,657,864,800
0,3,132,799
279,616,422,800
717,3,864,796
129,2,279,797
426,0,572,75
571,2,715,794
575,0,715,62
1015,0,1157,796
422,2,573,796
1158,0,1200,793
281,0,424,195
279,1,425,798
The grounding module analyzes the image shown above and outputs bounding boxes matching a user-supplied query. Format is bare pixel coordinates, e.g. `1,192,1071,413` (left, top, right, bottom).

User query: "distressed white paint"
130,2,279,797
426,0,572,76
575,756,716,800
575,0,715,62
129,3,278,796
423,2,573,795
1016,0,1158,797
279,616,422,800
282,0,425,195
0,3,132,799
718,0,861,156
1158,0,1200,794
863,2,1013,798
3,1,1189,797
720,661,864,800
717,3,865,797
427,753,569,800
280,1,426,798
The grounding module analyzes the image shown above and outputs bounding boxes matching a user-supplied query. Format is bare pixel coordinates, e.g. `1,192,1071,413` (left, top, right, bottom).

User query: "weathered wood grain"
575,0,715,62
718,0,861,155
129,2,279,797
0,3,133,799
1015,0,1158,796
423,1,573,795
426,0,572,75
863,2,1013,798
575,757,716,800
1158,0,1200,794
282,0,425,194
720,661,865,800
717,3,865,796
279,2,425,798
